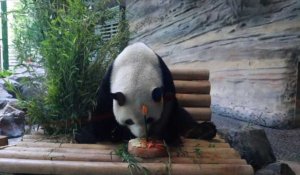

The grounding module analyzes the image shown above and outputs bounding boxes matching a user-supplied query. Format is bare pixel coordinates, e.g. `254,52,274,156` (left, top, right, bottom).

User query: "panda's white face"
110,43,164,138
112,88,163,137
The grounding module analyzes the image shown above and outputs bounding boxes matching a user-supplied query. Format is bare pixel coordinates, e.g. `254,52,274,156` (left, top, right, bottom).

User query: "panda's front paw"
185,122,217,140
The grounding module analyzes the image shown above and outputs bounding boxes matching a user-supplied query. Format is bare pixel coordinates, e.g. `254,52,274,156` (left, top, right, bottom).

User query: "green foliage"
12,0,129,135
194,147,202,156
0,70,12,78
3,79,23,100
115,144,150,175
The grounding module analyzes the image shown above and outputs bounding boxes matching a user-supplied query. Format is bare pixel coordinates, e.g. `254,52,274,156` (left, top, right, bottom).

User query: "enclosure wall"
126,0,300,128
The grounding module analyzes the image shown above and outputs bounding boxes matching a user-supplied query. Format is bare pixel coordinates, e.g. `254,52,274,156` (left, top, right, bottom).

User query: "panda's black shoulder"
155,54,176,94
94,62,114,114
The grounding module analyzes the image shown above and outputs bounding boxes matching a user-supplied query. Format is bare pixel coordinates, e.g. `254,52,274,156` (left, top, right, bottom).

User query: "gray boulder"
0,79,16,109
4,66,45,100
0,103,25,138
218,127,276,170
255,162,296,175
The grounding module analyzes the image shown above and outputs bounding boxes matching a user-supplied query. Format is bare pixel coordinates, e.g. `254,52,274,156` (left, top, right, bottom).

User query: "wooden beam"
177,94,211,107
0,135,8,146
174,80,210,94
170,68,209,80
0,158,254,175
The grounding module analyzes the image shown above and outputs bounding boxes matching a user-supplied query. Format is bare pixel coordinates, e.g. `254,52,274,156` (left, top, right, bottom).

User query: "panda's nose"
141,105,148,115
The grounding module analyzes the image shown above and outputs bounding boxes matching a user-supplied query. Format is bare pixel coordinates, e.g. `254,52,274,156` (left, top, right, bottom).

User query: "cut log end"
0,136,8,147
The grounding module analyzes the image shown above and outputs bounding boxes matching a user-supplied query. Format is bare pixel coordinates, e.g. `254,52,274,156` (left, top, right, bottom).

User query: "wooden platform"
0,68,254,174
0,134,253,175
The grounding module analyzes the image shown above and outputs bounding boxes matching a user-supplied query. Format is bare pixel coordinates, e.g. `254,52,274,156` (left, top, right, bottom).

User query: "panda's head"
110,43,165,138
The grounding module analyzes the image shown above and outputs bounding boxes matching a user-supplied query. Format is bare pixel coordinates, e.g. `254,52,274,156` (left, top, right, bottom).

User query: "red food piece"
128,138,167,158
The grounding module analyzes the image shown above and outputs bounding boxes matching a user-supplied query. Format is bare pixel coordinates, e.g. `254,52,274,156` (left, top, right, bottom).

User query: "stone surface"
213,114,300,162
0,66,44,138
8,65,45,100
0,103,25,138
218,127,276,170
0,79,16,109
126,0,300,128
255,162,296,175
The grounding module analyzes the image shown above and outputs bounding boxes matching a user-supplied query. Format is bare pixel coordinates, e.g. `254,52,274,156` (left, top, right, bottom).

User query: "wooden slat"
0,158,254,175
177,94,211,107
16,142,118,150
174,80,210,94
4,147,240,161
170,68,209,80
18,138,228,148
185,107,211,121
1,146,245,164
0,136,8,146
0,148,240,161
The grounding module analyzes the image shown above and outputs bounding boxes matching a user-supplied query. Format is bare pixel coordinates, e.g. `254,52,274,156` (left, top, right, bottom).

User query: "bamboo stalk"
0,135,8,146
184,107,212,121
174,80,210,94
176,94,211,107
0,158,254,175
170,68,210,80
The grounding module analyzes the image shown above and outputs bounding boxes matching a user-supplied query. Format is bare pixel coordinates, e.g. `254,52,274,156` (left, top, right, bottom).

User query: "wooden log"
18,139,228,149
16,142,118,150
174,80,210,94
22,134,46,139
142,157,247,164
5,146,236,155
19,140,229,149
0,150,121,162
0,147,240,160
182,141,229,148
184,107,211,121
0,158,254,175
176,94,211,107
0,135,8,146
183,138,226,144
18,137,227,148
21,138,70,143
170,68,210,81
0,149,243,164
6,145,230,154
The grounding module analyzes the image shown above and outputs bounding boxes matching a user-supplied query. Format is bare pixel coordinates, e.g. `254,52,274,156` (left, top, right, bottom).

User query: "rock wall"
126,0,300,128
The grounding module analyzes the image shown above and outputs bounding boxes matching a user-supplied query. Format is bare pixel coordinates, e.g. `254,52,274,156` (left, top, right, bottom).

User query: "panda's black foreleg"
74,122,98,143
75,118,134,143
174,107,217,140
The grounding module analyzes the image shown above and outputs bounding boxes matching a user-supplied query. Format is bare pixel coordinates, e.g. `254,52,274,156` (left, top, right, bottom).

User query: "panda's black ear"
152,87,163,102
111,92,126,106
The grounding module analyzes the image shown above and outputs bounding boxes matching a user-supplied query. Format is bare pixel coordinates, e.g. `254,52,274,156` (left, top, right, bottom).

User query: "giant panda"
75,42,216,144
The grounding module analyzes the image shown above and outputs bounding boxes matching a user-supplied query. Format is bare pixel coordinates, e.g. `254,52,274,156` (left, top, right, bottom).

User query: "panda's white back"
110,43,164,137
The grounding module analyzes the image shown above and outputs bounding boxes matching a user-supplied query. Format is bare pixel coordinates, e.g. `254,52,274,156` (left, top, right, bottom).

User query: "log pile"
0,134,254,175
171,68,212,121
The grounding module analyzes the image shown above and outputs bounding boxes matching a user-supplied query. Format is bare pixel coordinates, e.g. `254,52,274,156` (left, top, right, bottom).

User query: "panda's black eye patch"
146,117,154,124
152,87,162,102
111,92,126,106
125,119,134,125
